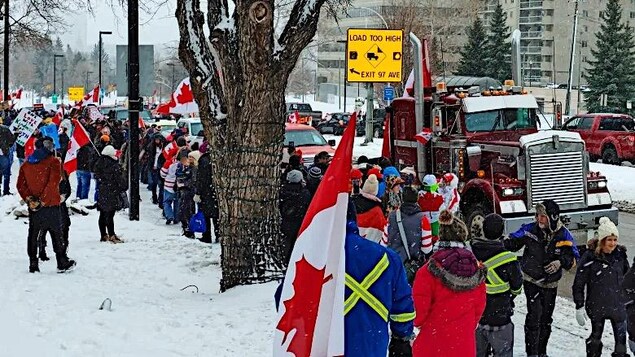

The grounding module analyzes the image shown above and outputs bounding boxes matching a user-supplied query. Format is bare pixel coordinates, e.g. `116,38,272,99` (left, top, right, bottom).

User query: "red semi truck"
385,33,618,242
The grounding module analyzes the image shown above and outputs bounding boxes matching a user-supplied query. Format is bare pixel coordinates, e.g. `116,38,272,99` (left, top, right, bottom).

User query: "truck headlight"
598,181,607,188
501,188,524,197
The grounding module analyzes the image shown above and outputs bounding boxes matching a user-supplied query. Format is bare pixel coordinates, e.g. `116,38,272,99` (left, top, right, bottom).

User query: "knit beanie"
102,145,117,160
308,166,323,181
383,166,400,178
351,168,363,180
438,210,468,242
188,150,202,163
100,134,111,143
422,174,439,193
286,170,304,184
597,217,619,240
482,213,505,240
402,186,419,204
362,174,379,196
367,167,383,180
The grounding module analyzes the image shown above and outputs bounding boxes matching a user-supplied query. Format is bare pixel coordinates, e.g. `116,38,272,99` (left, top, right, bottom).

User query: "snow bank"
592,162,635,202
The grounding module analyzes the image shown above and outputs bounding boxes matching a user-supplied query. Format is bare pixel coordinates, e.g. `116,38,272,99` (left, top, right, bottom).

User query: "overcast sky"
61,0,180,53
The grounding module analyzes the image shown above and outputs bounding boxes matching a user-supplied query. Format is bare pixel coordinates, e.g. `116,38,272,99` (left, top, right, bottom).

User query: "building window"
631,12,635,19
545,9,553,16
582,10,589,17
546,24,553,31
581,40,588,48
543,55,552,62
584,25,588,32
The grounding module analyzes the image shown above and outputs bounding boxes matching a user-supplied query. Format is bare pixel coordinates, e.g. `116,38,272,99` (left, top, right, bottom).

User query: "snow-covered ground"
591,161,635,202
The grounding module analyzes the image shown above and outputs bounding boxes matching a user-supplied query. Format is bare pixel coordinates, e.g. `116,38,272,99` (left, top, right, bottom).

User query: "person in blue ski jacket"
275,200,415,357
504,199,579,357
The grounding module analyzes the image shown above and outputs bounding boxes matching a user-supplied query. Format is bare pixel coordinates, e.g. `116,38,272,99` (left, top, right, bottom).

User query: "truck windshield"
465,108,538,132
288,103,312,112
284,129,328,147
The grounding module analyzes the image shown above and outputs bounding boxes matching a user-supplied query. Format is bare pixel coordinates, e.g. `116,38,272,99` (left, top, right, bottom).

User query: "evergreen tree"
455,17,488,77
585,0,635,113
485,3,511,82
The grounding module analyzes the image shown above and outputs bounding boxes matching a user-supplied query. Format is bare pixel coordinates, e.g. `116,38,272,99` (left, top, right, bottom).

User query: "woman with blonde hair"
573,217,629,357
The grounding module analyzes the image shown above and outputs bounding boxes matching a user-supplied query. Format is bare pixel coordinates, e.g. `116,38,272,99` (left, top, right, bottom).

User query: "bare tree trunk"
176,0,326,291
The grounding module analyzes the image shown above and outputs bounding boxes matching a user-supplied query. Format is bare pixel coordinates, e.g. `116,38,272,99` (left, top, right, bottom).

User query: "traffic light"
554,102,563,129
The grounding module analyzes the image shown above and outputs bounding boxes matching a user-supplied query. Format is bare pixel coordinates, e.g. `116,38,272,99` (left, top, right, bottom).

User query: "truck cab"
389,82,618,242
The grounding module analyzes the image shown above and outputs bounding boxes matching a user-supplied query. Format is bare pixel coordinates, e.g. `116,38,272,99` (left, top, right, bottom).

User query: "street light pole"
98,31,112,105
565,0,580,115
3,0,9,101
167,63,175,92
128,0,140,221
85,70,93,92
53,54,64,100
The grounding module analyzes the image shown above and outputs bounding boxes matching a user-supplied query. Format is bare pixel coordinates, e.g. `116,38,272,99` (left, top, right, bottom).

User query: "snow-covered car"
177,118,204,146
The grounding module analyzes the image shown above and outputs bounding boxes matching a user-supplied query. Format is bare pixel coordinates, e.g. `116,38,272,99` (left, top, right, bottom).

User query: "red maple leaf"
276,255,333,357
176,83,194,104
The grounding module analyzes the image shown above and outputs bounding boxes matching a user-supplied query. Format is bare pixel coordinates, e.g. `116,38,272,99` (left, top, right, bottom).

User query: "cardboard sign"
87,106,105,121
9,109,43,146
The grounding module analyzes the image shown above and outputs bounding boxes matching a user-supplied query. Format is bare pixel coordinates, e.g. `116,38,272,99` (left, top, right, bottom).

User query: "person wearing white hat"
573,217,629,357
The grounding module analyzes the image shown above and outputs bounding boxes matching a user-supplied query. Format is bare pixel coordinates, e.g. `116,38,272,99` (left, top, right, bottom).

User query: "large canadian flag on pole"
63,119,91,174
274,112,357,357
75,85,100,108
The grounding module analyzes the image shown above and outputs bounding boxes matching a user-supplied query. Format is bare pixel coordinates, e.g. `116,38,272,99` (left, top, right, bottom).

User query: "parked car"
155,120,178,138
100,106,152,125
317,113,351,135
562,113,635,164
284,123,336,167
177,118,204,146
286,102,323,127
356,108,386,138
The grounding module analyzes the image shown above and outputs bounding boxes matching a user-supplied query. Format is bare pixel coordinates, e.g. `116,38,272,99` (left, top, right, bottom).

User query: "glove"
576,308,587,326
388,336,412,357
544,260,562,274
193,194,201,203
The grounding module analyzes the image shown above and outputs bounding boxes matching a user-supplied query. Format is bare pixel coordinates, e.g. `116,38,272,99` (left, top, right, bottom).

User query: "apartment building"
481,0,635,86
315,0,478,86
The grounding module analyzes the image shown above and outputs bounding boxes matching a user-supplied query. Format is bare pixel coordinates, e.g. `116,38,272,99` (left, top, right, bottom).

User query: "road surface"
558,212,635,299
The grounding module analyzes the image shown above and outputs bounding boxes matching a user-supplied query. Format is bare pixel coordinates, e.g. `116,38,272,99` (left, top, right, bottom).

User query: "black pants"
589,318,628,353
28,207,64,262
98,210,116,237
201,214,219,243
524,281,557,356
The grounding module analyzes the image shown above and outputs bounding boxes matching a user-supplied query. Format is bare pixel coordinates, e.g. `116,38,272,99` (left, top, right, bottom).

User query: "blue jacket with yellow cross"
505,222,580,287
344,219,415,356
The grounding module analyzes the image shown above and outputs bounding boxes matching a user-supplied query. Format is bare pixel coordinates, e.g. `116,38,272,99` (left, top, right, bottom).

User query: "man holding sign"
0,116,16,195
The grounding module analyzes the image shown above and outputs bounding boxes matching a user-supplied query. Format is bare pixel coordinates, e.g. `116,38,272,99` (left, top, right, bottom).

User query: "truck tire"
465,203,492,240
602,146,622,165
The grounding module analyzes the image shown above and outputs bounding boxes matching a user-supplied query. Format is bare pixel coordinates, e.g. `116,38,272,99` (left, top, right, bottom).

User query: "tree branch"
275,0,327,70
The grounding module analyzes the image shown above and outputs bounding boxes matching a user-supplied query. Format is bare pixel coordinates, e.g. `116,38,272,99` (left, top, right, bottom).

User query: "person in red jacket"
353,174,387,243
412,210,487,357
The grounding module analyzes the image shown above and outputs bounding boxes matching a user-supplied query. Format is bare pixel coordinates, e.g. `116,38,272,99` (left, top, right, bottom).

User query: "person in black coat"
504,200,579,357
279,170,311,264
623,258,635,355
281,154,307,184
58,126,70,163
194,150,219,243
75,143,96,200
574,217,629,357
145,133,166,205
473,213,523,357
93,145,128,243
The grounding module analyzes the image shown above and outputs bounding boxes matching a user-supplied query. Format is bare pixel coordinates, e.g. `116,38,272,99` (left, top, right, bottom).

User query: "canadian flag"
403,38,432,98
11,88,23,100
75,85,100,108
24,135,36,159
167,77,199,114
415,128,433,145
287,110,300,123
274,112,357,357
52,106,64,126
63,119,91,174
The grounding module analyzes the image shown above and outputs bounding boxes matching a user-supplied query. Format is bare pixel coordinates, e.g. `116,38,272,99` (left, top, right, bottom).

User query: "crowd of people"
0,106,220,274
278,147,635,357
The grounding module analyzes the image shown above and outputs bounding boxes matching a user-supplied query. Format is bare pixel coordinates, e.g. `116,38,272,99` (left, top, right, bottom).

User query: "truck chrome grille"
528,151,586,209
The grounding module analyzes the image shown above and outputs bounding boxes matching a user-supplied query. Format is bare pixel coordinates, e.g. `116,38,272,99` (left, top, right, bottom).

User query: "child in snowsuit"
175,149,195,238
417,174,444,242
439,172,460,215
574,217,629,357
381,166,404,216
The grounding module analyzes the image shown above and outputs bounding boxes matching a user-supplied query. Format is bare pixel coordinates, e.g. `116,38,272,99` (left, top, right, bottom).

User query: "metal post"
53,58,57,97
61,70,64,106
158,69,162,102
565,0,580,115
577,50,582,113
128,0,140,221
364,83,374,143
338,62,342,110
98,31,112,105
410,32,426,177
3,0,8,101
85,70,92,92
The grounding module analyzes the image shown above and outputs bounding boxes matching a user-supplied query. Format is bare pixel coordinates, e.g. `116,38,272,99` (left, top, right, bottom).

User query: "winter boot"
39,248,50,262
100,235,110,242
57,257,76,273
613,343,630,357
109,235,124,244
29,259,40,273
586,338,603,357
183,230,195,239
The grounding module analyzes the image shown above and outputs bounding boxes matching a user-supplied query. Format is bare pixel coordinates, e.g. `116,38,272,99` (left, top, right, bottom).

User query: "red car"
562,113,635,164
284,123,336,166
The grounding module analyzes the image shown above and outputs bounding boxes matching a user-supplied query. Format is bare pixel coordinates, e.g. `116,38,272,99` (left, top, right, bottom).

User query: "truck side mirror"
328,139,336,146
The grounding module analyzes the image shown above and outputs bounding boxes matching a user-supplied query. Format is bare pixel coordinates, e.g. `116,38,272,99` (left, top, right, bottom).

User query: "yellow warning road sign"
346,28,403,83
68,87,85,101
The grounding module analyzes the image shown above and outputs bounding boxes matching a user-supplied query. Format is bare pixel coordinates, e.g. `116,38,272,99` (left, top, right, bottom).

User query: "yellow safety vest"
483,251,522,295
344,253,416,323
